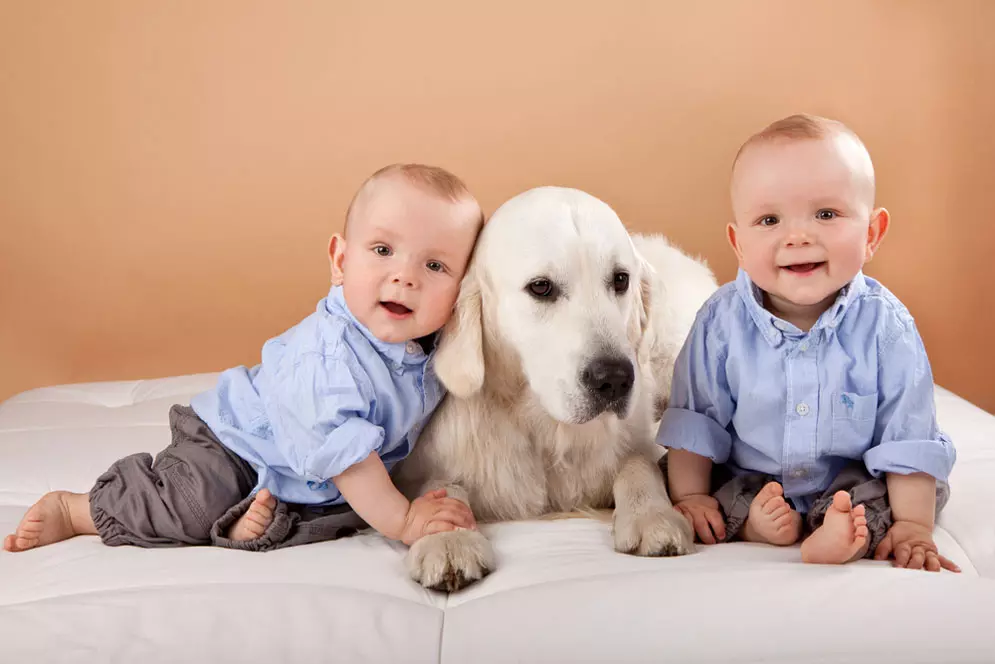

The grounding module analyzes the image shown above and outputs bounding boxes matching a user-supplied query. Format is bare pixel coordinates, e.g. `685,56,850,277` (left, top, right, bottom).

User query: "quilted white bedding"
1,373,993,663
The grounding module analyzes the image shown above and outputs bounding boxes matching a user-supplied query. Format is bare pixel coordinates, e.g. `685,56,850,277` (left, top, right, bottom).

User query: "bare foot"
741,481,802,546
228,489,277,541
3,491,96,552
801,491,869,565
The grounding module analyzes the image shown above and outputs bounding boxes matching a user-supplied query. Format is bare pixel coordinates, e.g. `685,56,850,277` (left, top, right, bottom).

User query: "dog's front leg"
612,453,695,556
405,481,495,592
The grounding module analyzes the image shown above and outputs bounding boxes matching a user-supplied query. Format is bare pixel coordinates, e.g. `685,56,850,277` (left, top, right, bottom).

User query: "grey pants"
89,405,367,550
660,456,949,557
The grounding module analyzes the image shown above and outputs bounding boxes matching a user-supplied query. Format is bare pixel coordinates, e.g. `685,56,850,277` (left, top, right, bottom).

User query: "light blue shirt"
656,269,955,513
190,285,443,505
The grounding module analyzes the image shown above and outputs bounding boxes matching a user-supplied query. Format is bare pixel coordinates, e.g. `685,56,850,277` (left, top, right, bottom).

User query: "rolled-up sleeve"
266,351,386,482
863,314,956,481
655,304,734,463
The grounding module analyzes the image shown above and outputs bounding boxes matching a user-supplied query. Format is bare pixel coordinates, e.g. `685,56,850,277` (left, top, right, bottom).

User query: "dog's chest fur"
403,390,647,523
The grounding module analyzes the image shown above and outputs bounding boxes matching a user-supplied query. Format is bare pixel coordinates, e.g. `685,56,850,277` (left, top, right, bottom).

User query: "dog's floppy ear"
434,263,485,397
629,248,655,342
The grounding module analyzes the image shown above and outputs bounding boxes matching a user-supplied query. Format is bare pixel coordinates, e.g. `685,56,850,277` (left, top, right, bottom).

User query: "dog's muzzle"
580,356,634,416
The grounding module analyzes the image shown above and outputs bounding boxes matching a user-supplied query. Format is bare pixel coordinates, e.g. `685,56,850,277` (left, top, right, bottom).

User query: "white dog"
393,187,717,591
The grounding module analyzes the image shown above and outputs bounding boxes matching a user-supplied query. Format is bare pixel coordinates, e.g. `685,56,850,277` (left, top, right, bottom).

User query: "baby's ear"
865,207,890,262
328,234,346,286
433,264,484,397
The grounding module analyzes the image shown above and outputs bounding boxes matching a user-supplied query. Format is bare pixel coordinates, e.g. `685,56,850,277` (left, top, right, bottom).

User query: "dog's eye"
526,279,556,299
613,271,629,294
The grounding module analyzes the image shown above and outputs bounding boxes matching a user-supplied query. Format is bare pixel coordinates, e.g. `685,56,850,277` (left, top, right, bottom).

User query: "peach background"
1,2,993,413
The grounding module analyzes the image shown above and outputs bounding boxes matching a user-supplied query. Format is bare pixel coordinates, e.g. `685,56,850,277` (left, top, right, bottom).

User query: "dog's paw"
406,528,495,592
612,503,695,557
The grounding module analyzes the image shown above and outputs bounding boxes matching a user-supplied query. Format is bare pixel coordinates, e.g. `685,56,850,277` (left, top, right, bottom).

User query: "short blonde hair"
732,113,867,170
344,163,483,235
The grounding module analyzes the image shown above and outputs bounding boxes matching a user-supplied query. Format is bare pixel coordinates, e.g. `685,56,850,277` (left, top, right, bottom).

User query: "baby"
658,114,959,572
5,163,484,552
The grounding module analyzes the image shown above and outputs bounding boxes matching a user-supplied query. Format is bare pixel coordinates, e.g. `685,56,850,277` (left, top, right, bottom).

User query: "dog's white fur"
393,187,718,591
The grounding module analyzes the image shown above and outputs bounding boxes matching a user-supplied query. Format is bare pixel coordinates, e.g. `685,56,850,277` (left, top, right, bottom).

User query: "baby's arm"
874,472,959,572
668,448,712,499
887,472,937,528
656,300,732,544
863,309,958,571
266,351,473,544
668,449,726,543
334,452,475,545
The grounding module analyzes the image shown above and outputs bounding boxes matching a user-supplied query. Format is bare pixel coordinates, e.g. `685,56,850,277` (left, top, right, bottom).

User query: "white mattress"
1,373,993,663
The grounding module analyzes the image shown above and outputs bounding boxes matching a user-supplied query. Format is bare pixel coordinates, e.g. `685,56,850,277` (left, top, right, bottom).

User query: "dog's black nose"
581,357,635,403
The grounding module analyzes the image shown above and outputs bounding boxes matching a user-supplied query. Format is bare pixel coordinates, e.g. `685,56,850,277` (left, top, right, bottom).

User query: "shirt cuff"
304,418,386,482
863,434,956,482
656,408,732,463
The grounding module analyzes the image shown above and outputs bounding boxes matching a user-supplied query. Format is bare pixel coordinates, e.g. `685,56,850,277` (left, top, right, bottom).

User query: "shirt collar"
324,285,430,366
734,269,867,347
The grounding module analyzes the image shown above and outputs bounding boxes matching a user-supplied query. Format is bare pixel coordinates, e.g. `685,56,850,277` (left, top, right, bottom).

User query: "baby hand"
873,519,960,572
674,494,726,544
399,488,477,546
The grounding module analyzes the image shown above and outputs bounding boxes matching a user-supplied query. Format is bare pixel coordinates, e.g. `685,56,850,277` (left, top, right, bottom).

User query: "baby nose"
784,224,814,246
391,263,418,287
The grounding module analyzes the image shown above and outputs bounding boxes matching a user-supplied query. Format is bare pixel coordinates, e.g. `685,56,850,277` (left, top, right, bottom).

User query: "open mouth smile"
780,262,825,275
380,301,413,318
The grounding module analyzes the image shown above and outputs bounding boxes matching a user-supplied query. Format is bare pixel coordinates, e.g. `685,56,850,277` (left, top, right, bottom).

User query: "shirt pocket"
830,391,877,457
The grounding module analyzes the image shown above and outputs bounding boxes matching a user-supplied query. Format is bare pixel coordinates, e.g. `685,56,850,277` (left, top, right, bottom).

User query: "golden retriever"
394,186,717,591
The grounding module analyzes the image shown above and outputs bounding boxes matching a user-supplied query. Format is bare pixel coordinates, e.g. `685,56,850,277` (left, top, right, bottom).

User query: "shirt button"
795,402,810,416
799,343,808,352
405,341,419,355
791,468,808,479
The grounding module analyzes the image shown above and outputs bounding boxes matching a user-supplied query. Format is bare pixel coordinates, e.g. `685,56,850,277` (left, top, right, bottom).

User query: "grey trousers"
89,405,367,550
660,455,949,557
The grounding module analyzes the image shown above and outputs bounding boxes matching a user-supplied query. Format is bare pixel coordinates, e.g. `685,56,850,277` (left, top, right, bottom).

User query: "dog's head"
433,187,654,424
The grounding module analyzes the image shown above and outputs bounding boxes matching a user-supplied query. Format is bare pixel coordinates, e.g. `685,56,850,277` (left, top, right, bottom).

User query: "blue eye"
373,245,392,257
758,216,779,227
817,210,837,221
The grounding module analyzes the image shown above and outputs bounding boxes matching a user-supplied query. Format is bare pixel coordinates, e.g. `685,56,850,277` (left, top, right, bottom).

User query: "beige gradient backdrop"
1,2,993,413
